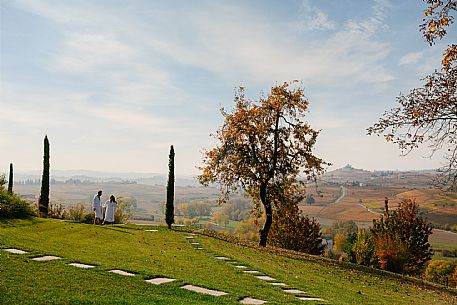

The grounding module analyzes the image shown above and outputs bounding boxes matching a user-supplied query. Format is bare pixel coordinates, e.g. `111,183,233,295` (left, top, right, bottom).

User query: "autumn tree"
368,0,457,191
7,163,13,194
371,199,433,274
39,135,50,217
165,145,175,229
198,81,327,246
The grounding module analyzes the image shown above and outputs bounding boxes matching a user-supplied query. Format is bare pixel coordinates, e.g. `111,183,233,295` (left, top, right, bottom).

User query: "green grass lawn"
1,218,456,304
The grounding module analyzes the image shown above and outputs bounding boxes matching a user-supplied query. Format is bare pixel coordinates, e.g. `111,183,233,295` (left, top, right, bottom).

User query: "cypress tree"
39,135,50,217
7,163,13,194
165,145,175,229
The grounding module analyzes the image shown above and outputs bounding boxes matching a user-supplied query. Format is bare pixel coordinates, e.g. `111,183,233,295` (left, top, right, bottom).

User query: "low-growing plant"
0,176,35,219
425,259,455,286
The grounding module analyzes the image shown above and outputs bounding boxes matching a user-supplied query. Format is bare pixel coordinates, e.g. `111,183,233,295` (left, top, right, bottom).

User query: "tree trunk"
259,184,272,247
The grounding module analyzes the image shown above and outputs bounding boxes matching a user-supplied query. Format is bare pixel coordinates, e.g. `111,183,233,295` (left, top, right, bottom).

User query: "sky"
1,0,455,176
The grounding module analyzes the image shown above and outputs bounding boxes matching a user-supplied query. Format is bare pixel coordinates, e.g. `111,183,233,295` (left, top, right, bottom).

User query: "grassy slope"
0,219,456,305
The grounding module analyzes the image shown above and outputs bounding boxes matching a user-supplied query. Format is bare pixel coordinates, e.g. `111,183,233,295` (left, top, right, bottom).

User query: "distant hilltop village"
323,164,438,188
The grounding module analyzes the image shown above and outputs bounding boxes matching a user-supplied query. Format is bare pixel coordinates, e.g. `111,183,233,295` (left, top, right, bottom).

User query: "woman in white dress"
103,195,118,225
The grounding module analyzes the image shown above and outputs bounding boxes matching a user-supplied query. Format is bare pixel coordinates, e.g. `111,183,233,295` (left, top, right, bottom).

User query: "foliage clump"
269,188,324,255
0,174,34,219
371,199,433,274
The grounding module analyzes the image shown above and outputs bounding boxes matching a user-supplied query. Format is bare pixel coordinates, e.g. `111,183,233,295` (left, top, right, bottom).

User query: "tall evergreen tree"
165,145,175,229
39,135,50,217
7,163,13,194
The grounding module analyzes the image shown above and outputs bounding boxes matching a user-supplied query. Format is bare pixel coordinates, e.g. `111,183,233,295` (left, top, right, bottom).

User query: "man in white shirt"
92,190,103,224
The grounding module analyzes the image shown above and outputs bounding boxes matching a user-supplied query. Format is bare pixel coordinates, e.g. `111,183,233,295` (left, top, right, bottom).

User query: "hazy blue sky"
1,0,455,175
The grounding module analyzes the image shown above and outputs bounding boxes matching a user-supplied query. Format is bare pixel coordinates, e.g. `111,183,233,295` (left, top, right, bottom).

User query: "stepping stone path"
108,269,135,276
32,255,62,261
68,263,95,269
244,270,260,274
181,284,228,296
3,248,27,254
146,277,176,285
239,297,267,304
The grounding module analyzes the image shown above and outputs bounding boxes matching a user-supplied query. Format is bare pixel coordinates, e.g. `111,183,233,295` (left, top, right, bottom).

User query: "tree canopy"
198,81,327,246
368,0,457,191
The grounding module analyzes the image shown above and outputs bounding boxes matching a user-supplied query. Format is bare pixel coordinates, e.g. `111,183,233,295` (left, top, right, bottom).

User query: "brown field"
301,184,457,227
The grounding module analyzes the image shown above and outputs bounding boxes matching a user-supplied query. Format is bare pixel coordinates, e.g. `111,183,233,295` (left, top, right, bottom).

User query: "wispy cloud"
289,0,336,31
399,51,424,65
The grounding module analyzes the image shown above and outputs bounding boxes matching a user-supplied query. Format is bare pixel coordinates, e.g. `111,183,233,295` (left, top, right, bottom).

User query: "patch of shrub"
0,176,35,219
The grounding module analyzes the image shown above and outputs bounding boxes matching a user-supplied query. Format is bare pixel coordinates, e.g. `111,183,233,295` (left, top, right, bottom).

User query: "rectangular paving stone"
3,248,27,254
145,229,158,232
239,297,267,304
297,297,326,301
108,269,135,276
196,247,204,250
146,277,176,285
215,256,229,260
283,289,306,294
255,275,275,281
191,242,200,245
270,282,287,286
185,236,194,239
181,284,228,296
243,270,260,274
32,256,61,261
235,265,247,269
68,263,95,269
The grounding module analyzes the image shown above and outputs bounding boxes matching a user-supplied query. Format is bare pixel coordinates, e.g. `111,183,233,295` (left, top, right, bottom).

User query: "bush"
425,260,455,286
269,200,324,255
0,184,35,219
371,199,433,274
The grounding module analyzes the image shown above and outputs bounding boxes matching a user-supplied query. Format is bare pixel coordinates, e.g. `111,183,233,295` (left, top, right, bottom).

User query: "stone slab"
255,275,275,281
243,270,260,274
181,284,228,296
270,282,287,286
235,265,247,269
145,229,158,232
196,247,204,250
283,289,306,294
191,242,200,245
239,297,267,304
108,269,135,276
215,256,229,260
68,263,95,269
3,248,27,254
185,236,194,239
297,297,326,301
146,277,176,285
32,256,62,261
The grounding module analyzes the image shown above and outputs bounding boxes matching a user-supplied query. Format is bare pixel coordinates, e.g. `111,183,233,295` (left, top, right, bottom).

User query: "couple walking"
92,190,118,225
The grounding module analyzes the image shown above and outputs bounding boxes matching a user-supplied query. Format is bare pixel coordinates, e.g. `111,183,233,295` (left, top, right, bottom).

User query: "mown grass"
1,218,456,304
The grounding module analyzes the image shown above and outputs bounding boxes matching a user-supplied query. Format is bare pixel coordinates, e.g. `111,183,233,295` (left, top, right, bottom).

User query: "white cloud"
289,0,336,31
399,52,423,65
52,33,135,73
